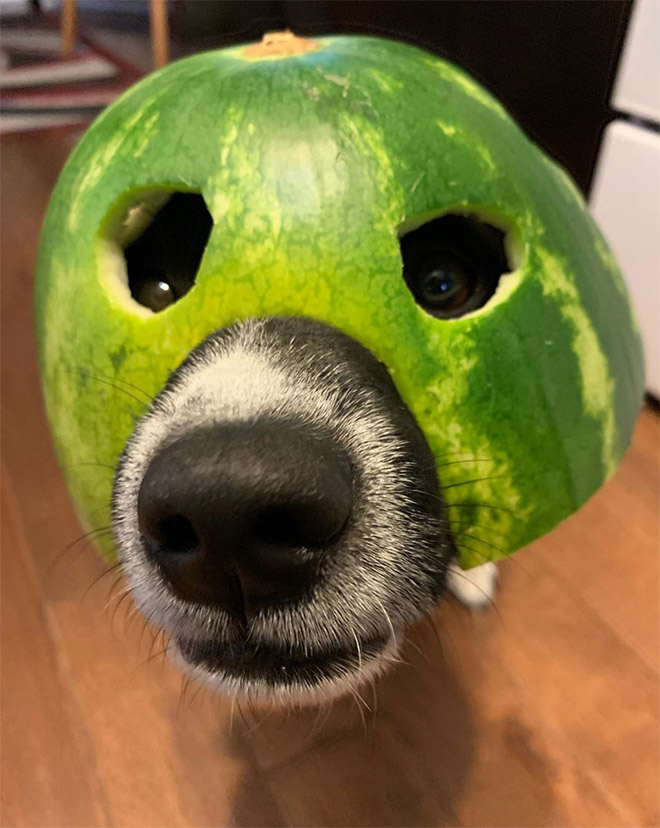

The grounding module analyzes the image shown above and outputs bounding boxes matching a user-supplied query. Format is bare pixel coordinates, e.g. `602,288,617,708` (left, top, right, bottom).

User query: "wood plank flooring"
1,128,658,827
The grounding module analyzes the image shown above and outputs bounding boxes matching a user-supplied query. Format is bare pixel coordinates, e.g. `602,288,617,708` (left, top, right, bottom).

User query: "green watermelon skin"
35,35,644,568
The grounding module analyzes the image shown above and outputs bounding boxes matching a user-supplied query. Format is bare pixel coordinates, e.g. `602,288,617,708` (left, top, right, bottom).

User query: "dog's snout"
137,419,353,618
114,317,451,698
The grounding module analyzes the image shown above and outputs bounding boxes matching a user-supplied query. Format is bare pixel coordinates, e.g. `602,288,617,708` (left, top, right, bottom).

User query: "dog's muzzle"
112,316,455,704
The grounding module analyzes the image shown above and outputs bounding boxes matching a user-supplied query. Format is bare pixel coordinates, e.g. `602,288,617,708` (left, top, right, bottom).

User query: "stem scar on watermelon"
36,31,644,703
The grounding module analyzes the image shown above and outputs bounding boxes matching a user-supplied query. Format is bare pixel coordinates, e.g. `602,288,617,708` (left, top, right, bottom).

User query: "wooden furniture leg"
61,0,77,58
150,0,170,69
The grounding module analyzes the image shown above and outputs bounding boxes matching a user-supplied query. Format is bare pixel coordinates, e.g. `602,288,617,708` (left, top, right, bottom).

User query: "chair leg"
61,0,77,57
150,0,170,69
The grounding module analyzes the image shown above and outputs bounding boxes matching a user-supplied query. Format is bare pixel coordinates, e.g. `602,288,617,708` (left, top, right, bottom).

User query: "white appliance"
590,0,660,397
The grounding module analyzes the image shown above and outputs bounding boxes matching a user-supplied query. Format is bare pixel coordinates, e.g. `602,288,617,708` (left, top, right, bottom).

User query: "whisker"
41,461,115,488
446,501,521,517
437,457,496,468
106,587,135,634
113,587,135,618
235,700,252,732
138,642,172,669
109,570,125,594
403,634,428,663
436,452,493,462
44,526,113,582
440,474,509,491
387,654,414,669
58,461,116,474
104,573,124,610
147,626,167,663
178,674,193,711
124,602,143,635
242,702,275,736
369,678,379,719
160,632,173,670
452,540,493,566
147,626,161,657
104,582,132,612
138,606,161,651
423,611,445,658
186,679,207,710
374,598,397,647
451,530,508,556
351,629,363,676
353,684,372,714
81,559,123,600
62,367,152,404
309,699,334,740
350,688,368,734
75,374,148,407
450,519,510,542
308,705,325,742
229,693,238,735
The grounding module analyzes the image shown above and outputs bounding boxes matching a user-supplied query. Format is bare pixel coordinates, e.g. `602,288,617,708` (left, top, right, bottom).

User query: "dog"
38,36,641,711
112,311,498,706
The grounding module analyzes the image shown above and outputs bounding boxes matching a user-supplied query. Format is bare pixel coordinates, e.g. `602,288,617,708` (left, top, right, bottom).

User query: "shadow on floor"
226,615,479,827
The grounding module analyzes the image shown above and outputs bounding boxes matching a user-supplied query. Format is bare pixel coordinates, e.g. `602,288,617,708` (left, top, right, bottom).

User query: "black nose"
137,420,353,619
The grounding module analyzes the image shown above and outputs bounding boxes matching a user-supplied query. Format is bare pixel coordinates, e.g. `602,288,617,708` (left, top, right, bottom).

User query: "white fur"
446,560,498,610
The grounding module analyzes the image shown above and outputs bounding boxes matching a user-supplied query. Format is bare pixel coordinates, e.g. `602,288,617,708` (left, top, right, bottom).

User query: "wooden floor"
1,128,658,828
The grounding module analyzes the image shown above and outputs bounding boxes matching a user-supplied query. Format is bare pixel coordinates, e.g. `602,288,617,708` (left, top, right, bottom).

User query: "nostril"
156,514,199,554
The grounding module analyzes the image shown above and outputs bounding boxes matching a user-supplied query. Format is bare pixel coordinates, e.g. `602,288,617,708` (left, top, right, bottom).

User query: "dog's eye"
122,191,213,313
415,252,473,312
134,278,177,312
399,213,511,319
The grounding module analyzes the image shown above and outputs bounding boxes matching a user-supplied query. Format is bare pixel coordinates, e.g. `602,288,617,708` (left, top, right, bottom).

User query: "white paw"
446,560,498,611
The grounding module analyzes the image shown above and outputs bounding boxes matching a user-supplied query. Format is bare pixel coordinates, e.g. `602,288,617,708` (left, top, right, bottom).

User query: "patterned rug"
1,21,142,134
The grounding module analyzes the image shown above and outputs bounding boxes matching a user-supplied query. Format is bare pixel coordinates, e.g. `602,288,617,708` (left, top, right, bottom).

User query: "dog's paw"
446,560,498,611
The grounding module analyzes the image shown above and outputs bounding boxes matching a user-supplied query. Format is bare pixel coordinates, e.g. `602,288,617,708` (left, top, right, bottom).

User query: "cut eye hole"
399,213,512,319
123,192,213,312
